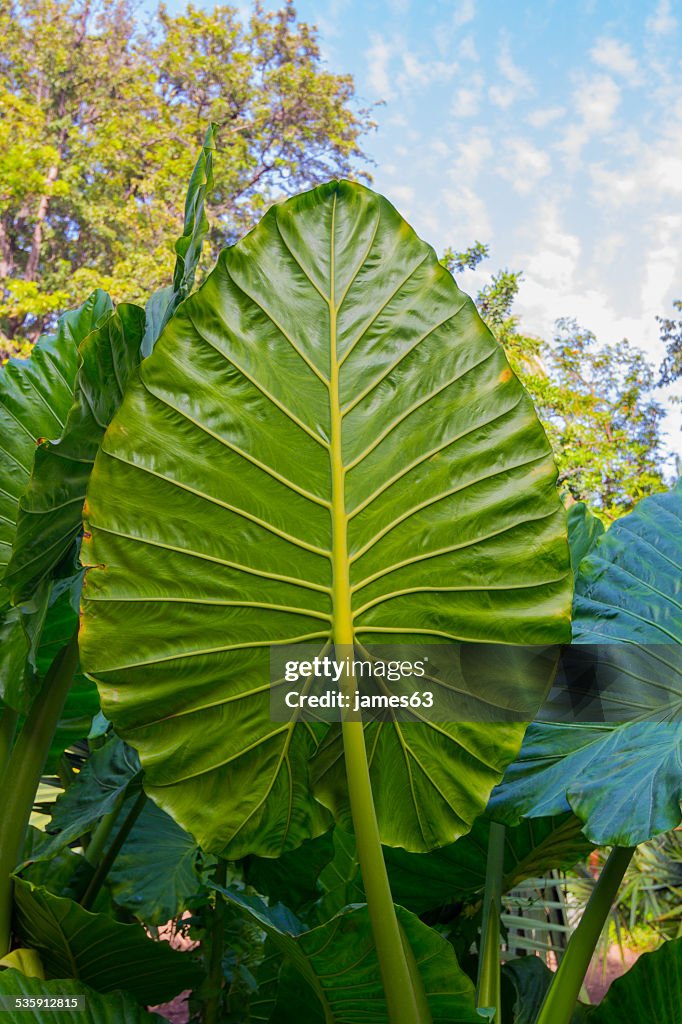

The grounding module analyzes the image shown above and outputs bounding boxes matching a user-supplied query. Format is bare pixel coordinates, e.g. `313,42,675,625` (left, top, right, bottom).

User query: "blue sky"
162,0,682,444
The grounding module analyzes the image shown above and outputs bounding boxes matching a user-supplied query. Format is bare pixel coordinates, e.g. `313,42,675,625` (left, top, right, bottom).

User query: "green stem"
80,790,146,910
203,858,227,1024
82,790,128,867
0,636,79,957
535,846,635,1024
477,821,506,1021
341,695,432,1024
0,708,19,781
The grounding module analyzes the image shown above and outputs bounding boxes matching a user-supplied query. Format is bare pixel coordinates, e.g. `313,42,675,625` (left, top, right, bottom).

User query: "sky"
161,0,682,448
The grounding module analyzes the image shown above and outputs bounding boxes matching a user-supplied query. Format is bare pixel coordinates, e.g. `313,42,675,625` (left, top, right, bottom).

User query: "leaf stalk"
0,635,79,956
535,845,635,1024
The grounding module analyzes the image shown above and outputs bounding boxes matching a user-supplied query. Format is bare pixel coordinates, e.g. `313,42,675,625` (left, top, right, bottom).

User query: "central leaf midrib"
328,194,354,649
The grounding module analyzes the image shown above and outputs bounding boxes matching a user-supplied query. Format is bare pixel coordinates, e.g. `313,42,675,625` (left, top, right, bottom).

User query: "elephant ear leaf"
215,887,480,1024
5,302,144,602
489,483,682,846
11,878,203,1005
80,180,571,857
0,292,111,710
0,298,95,597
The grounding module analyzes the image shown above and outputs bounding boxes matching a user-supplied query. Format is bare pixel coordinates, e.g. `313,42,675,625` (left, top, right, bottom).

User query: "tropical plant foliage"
0,131,680,1024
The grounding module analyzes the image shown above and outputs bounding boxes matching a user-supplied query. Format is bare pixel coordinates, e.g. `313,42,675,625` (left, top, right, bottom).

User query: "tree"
0,0,372,355
657,298,682,385
449,256,669,520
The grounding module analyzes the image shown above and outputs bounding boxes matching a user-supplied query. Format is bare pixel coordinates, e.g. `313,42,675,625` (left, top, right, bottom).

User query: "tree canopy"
0,0,372,353
445,257,669,521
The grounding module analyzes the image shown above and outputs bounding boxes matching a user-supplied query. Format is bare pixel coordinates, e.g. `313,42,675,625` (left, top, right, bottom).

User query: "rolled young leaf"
80,180,572,856
141,123,216,356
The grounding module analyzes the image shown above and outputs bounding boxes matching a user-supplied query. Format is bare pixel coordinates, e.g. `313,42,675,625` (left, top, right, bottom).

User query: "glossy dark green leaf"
106,798,202,924
566,502,604,576
141,123,216,356
246,830,336,917
6,304,144,602
490,483,682,845
12,877,203,1004
0,969,166,1023
216,886,480,1023
587,938,681,1022
385,813,594,915
36,736,141,860
0,301,93,598
81,180,571,857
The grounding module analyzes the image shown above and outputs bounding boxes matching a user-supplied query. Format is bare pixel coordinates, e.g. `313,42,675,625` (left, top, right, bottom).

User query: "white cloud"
557,74,621,161
574,74,621,131
458,35,479,62
646,0,677,35
452,0,475,28
499,138,551,195
589,125,682,207
452,73,484,117
523,203,581,293
452,129,493,180
365,33,461,101
591,37,638,78
526,106,565,128
365,35,395,99
388,184,417,207
443,185,492,242
489,38,533,109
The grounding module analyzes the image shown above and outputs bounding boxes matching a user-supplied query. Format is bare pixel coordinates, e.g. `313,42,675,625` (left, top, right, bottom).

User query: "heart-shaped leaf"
12,878,203,1004
80,180,571,856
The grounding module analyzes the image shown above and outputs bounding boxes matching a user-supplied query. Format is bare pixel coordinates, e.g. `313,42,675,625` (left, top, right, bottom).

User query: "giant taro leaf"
5,303,144,602
105,797,203,925
0,292,111,710
80,180,571,857
217,887,480,1024
12,878,203,1004
489,482,682,845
